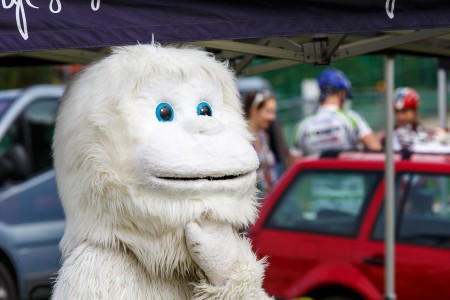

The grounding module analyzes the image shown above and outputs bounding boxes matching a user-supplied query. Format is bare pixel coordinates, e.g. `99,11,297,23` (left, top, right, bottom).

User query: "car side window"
0,98,58,178
372,173,450,249
264,170,381,237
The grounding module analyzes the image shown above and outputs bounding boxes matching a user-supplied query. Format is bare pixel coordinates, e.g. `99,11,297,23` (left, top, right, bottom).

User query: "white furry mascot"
52,44,273,300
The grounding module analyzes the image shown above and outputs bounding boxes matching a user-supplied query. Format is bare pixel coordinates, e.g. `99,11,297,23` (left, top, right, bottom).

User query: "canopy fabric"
1,0,450,53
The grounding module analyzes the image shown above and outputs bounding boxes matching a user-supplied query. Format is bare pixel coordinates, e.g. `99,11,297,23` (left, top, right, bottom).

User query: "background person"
243,90,284,197
380,86,425,149
290,68,382,157
380,86,450,151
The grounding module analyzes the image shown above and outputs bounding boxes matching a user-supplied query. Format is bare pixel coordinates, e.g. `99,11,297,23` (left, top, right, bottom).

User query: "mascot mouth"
157,173,246,181
147,171,256,192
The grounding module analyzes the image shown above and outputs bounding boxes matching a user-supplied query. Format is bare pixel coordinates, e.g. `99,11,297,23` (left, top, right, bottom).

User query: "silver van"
0,85,65,300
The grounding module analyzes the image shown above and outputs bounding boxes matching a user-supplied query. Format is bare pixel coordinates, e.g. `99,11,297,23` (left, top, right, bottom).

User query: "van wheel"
0,261,18,300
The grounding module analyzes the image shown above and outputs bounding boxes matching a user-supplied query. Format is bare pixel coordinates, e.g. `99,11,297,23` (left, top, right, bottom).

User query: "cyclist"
381,87,449,151
291,68,382,157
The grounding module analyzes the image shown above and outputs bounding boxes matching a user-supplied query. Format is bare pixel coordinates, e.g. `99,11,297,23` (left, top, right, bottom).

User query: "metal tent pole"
438,68,448,215
384,55,396,300
438,68,447,128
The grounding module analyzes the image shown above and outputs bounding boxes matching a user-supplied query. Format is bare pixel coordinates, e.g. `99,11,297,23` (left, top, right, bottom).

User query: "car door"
0,96,65,298
253,166,382,298
355,170,450,299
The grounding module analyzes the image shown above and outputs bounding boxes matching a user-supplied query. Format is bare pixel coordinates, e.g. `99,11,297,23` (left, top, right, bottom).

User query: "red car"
250,151,450,300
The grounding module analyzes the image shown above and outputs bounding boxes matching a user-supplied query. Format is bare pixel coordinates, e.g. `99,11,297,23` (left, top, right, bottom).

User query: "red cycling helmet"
394,87,420,110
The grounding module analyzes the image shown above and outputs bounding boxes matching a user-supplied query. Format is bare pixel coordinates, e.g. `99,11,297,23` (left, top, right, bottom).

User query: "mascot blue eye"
156,103,174,122
197,102,212,117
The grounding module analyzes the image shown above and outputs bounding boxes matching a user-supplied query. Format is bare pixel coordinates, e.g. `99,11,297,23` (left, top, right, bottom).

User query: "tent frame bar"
384,55,396,300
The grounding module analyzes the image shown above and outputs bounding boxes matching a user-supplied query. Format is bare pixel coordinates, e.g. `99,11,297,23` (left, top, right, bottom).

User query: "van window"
0,98,58,177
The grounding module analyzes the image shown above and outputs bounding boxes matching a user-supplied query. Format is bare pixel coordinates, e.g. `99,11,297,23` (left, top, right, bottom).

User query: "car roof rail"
319,149,387,159
399,148,413,160
319,149,341,158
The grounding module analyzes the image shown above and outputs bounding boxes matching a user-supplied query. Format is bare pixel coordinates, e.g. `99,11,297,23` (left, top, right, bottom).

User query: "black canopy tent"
0,0,450,70
2,2,450,300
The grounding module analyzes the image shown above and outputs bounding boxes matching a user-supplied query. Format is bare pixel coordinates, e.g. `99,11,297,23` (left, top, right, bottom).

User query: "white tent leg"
384,55,396,300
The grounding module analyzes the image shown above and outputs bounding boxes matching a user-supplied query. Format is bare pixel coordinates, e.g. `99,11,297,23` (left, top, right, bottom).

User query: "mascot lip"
148,171,257,191
157,173,247,181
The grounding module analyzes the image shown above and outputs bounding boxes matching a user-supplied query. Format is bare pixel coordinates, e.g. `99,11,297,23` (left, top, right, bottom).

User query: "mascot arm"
186,221,274,300
52,243,150,300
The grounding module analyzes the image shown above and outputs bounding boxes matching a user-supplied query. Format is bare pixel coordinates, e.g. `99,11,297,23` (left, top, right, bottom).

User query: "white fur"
52,44,273,299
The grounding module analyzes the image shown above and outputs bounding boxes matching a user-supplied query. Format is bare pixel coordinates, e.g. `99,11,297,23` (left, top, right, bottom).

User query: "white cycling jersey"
392,124,450,153
291,105,372,156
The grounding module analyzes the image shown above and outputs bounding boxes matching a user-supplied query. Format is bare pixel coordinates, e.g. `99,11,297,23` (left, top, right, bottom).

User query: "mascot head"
53,44,260,256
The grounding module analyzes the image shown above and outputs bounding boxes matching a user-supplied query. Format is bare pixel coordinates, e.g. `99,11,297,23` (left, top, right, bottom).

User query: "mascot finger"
186,221,238,286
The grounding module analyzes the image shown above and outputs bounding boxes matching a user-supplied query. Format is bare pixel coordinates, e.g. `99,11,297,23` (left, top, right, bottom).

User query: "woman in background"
243,90,281,198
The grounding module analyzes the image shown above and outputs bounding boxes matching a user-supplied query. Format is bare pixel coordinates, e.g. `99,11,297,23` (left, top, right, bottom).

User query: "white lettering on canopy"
50,0,61,13
91,0,100,11
3,1,398,41
386,0,396,19
1,0,101,40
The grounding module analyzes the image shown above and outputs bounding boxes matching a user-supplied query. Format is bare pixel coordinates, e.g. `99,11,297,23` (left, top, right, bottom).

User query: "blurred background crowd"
236,54,449,197
237,54,444,147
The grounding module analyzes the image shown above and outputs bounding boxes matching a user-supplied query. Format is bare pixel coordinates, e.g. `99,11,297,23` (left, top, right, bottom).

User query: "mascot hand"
185,221,238,286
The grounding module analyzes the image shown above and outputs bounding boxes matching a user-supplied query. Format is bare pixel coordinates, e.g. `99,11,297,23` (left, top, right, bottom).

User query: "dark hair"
243,90,273,119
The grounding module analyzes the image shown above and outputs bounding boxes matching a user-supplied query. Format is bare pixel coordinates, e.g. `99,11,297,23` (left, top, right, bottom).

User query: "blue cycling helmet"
317,68,352,101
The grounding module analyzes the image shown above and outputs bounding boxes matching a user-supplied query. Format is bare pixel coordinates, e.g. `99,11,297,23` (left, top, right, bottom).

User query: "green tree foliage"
254,54,437,99
0,66,62,90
